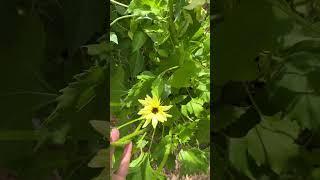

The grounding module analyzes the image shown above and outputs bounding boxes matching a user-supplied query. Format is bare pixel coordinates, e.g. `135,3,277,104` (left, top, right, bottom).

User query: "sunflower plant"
90,0,210,179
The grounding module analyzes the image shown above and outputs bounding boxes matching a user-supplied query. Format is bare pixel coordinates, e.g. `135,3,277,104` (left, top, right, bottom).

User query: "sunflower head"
138,95,172,129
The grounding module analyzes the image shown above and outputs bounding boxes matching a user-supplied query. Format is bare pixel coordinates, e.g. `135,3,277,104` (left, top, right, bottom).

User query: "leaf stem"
110,14,138,27
157,144,170,172
111,128,148,147
110,0,128,8
159,66,179,77
116,117,143,130
243,82,270,165
134,119,144,133
148,128,156,152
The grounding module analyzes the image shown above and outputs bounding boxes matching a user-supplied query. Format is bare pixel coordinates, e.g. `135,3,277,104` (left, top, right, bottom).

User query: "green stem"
134,120,144,133
117,117,143,130
110,0,128,8
159,66,179,77
111,128,148,147
243,82,270,165
168,0,177,44
157,143,170,172
110,14,138,27
148,128,156,152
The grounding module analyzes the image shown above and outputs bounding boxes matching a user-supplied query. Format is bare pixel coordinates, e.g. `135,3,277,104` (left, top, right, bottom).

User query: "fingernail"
110,128,118,141
124,142,132,154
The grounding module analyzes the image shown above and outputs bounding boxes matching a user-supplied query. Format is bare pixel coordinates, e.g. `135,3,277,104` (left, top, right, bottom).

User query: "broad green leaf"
130,51,145,77
195,117,210,144
124,72,155,107
143,23,170,46
246,116,300,174
111,65,125,112
178,148,209,175
51,124,70,144
184,0,206,10
286,94,320,130
170,60,199,88
128,0,167,17
229,138,255,180
174,122,197,144
127,154,165,180
188,98,204,117
214,0,277,84
132,31,147,52
151,77,165,98
85,42,109,56
88,149,109,168
89,120,109,137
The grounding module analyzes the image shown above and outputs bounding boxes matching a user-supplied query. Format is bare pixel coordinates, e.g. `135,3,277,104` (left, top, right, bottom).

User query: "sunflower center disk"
152,107,159,114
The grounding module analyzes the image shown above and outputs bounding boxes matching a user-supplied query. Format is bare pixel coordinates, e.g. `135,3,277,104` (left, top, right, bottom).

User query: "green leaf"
56,65,104,111
130,51,145,77
110,32,118,44
214,0,277,84
85,42,109,56
88,149,109,168
170,60,199,88
178,148,209,175
174,122,197,144
111,65,125,112
182,98,204,118
132,31,147,52
89,120,109,137
151,77,165,98
286,94,320,130
213,105,247,132
127,154,165,180
124,72,155,107
184,0,206,10
229,138,255,180
246,116,300,174
143,23,170,46
195,117,210,144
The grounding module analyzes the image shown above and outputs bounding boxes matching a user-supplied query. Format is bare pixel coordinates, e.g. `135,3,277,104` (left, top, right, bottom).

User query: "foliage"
213,0,320,179
0,0,107,179
89,0,210,179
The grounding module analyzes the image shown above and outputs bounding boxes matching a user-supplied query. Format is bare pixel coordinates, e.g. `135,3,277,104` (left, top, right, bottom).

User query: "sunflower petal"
138,99,147,106
152,117,158,129
160,105,172,111
142,118,151,128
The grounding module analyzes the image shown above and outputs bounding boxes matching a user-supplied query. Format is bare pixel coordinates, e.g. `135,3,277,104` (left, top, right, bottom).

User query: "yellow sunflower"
138,95,172,129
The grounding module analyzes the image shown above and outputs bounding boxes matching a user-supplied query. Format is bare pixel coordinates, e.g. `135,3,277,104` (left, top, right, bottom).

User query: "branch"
110,14,138,27
110,0,128,8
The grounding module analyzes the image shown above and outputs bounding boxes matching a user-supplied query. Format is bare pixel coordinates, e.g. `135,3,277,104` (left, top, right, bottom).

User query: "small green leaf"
130,51,145,77
110,32,118,44
170,61,199,88
88,149,109,168
89,120,109,137
184,0,206,10
132,31,147,52
178,148,209,175
151,77,164,98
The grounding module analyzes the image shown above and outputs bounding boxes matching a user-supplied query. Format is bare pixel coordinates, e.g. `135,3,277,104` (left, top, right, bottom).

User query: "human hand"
110,128,132,180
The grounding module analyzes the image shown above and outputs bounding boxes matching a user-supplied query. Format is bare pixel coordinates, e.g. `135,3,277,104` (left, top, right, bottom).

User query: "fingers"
116,142,132,178
110,128,120,168
112,174,125,180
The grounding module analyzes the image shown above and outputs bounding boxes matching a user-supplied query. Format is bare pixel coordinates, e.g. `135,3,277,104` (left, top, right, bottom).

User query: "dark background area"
212,0,320,179
0,0,108,179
